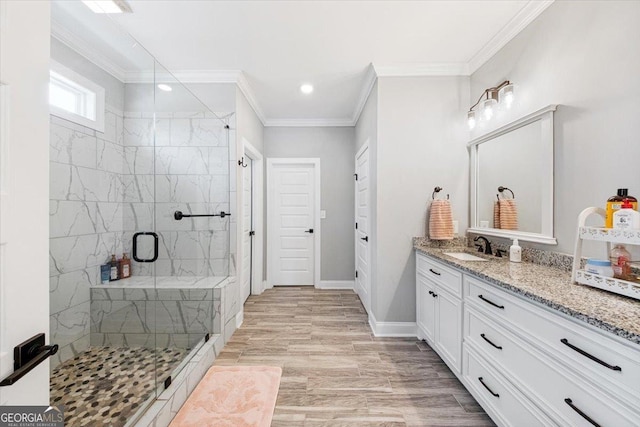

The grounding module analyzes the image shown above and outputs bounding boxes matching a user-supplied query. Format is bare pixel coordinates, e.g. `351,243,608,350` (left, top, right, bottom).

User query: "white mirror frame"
468,104,558,245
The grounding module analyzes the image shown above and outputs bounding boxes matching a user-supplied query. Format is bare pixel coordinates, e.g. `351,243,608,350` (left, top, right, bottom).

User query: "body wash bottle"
510,239,522,263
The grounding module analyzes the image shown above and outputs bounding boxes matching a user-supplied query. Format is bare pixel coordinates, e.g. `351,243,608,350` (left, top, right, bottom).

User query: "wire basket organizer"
572,207,640,301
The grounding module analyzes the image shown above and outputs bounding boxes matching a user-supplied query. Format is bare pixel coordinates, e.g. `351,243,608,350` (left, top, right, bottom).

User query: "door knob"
305,229,314,234
361,236,368,242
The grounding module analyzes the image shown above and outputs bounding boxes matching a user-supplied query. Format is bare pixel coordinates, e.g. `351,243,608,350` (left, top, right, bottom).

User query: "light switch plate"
320,210,326,219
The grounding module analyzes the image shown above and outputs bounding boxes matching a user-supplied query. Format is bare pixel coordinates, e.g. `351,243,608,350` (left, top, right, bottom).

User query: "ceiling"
51,0,554,126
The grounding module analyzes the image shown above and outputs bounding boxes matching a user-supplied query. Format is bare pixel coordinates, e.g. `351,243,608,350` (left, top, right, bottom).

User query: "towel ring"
432,187,449,200
497,186,515,199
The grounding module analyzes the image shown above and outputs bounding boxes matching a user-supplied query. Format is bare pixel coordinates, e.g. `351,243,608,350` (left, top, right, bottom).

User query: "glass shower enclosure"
48,2,231,425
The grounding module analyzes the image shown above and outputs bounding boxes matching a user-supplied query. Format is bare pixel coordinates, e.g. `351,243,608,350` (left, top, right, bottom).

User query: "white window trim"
49,60,105,132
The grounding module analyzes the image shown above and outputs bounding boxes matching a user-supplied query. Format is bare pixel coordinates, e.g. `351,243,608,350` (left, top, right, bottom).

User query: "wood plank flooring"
214,287,495,427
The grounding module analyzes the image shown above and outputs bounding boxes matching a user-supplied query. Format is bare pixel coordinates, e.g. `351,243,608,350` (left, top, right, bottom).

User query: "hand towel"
493,201,501,229
428,199,454,240
498,199,518,230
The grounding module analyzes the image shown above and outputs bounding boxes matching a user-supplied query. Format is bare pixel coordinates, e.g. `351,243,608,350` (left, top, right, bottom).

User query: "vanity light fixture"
82,0,132,14
467,80,514,129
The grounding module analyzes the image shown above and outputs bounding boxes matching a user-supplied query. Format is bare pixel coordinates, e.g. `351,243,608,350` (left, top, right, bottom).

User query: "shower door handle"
133,232,159,263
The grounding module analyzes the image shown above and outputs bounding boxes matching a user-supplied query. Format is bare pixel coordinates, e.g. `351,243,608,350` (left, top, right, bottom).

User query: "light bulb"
499,83,515,109
482,98,497,120
467,111,476,130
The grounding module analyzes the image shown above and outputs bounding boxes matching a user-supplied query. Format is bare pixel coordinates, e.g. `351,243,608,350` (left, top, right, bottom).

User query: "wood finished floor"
214,287,495,427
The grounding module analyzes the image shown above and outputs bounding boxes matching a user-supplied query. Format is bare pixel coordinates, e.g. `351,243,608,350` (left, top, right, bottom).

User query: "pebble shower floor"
50,347,188,426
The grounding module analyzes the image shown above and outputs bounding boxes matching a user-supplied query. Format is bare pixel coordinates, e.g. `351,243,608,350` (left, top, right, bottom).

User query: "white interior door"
355,144,371,313
241,157,253,302
0,0,51,405
268,160,319,286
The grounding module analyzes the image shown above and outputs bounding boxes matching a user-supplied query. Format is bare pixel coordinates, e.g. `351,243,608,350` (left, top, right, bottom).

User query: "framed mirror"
468,104,557,245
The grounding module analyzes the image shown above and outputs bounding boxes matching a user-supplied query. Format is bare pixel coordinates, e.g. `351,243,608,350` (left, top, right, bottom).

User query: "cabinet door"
416,273,436,343
435,289,463,374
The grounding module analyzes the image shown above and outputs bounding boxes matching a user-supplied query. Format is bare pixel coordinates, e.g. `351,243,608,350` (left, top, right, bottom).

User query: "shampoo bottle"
109,254,119,281
510,239,522,263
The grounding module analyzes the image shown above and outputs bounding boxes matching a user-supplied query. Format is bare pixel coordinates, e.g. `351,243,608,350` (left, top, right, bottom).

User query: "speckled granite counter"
414,242,640,346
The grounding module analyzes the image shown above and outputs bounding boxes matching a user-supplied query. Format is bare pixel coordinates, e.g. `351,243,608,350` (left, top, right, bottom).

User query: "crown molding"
236,72,267,125
51,19,127,82
373,63,469,77
351,63,378,126
468,0,555,74
264,118,354,127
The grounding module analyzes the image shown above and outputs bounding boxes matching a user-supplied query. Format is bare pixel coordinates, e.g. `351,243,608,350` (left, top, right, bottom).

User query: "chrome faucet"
474,236,493,255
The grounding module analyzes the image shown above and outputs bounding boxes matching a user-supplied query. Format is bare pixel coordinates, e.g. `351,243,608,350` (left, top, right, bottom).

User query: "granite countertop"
414,242,640,346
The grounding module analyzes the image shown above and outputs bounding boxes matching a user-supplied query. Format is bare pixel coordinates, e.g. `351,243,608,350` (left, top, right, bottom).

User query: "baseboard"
235,310,243,328
368,312,417,337
317,280,355,290
263,280,272,290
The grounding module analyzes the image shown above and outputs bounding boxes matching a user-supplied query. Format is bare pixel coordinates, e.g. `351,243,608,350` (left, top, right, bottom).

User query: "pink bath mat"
170,366,282,427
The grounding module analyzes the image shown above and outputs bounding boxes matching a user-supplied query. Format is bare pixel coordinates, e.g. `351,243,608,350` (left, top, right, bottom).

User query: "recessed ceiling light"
157,84,172,92
300,84,314,94
82,0,132,14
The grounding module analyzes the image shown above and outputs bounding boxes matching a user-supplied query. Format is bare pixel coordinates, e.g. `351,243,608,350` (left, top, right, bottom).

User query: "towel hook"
238,157,248,168
497,186,515,199
432,187,449,200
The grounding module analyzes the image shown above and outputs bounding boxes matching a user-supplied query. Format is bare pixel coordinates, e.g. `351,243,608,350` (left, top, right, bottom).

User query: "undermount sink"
443,252,488,262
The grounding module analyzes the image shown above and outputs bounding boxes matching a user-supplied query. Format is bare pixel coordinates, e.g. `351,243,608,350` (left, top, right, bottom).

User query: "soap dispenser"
510,239,522,263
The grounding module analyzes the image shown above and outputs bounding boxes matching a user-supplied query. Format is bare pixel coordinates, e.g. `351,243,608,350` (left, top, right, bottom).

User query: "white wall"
375,76,469,323
0,0,51,404
471,0,640,255
264,126,355,281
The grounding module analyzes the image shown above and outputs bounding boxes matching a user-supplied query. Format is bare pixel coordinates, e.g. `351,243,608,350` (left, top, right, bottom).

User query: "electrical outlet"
453,220,459,235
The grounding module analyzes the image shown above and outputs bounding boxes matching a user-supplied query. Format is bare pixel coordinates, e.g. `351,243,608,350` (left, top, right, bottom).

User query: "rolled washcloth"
428,199,454,240
497,198,518,230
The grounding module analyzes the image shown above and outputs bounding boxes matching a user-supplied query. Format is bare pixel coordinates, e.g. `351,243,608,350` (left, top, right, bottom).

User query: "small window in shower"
49,61,105,132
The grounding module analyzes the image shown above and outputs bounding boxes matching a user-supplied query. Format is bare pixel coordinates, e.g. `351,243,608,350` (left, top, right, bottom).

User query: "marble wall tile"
208,147,229,175
50,232,122,276
96,202,124,233
91,300,149,333
50,269,93,315
170,118,227,147
50,123,98,169
100,110,118,144
50,200,97,238
124,118,154,147
97,139,124,174
91,288,125,301
124,146,155,175
51,301,90,348
155,175,212,204
123,175,155,202
50,163,98,202
123,202,154,231
155,147,210,175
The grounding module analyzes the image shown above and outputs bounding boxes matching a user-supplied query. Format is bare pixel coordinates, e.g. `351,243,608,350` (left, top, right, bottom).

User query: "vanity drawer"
465,307,640,427
463,347,553,427
465,276,640,407
416,253,462,297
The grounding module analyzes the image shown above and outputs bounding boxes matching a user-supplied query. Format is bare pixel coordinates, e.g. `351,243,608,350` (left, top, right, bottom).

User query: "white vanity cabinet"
416,253,463,375
415,251,640,427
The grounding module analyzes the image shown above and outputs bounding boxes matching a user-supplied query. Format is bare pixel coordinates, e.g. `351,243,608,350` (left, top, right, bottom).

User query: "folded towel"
428,199,454,240
493,201,501,229
498,199,518,230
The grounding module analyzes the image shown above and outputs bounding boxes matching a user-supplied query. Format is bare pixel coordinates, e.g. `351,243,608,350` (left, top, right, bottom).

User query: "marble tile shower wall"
49,107,125,368
121,112,231,278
